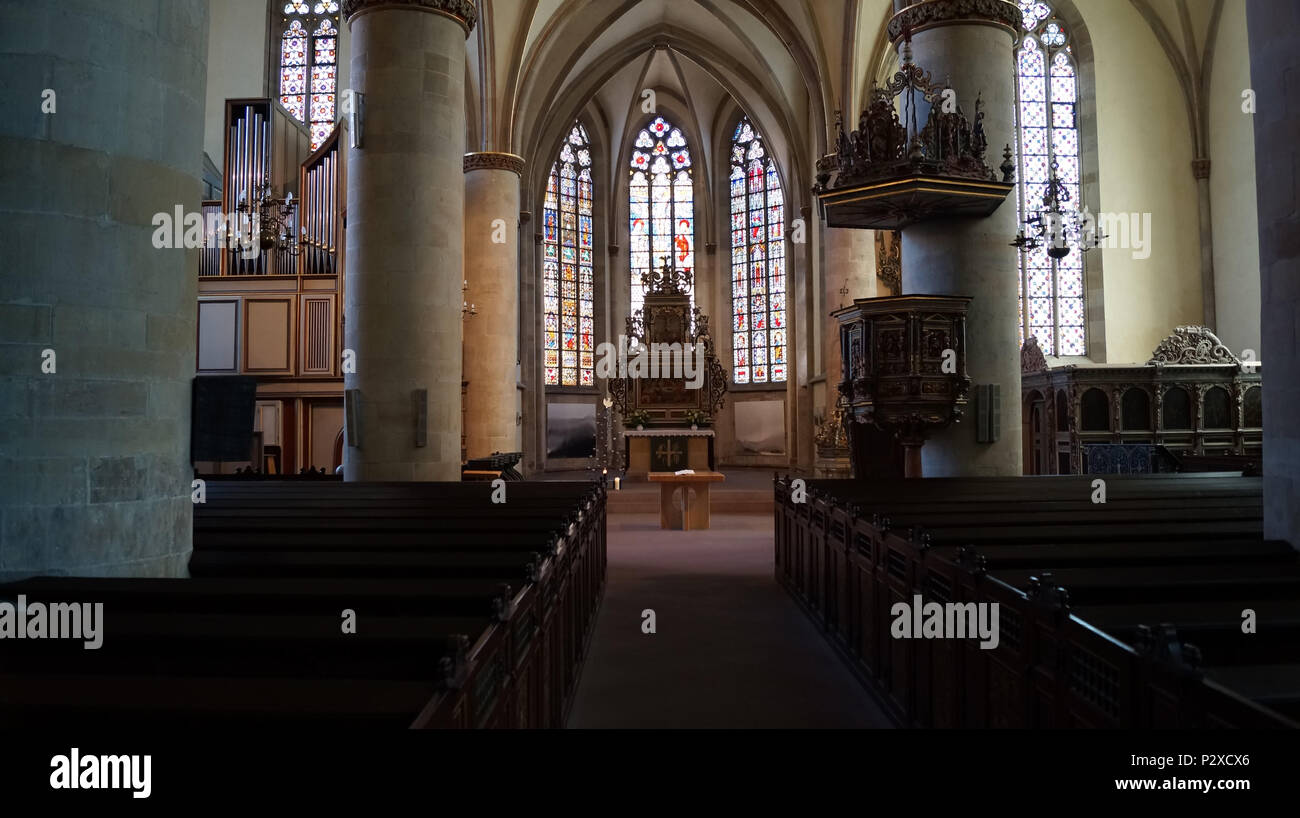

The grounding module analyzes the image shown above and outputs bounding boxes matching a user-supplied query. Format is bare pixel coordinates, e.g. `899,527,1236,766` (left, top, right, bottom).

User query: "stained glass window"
544,123,596,387
728,117,786,385
279,3,340,151
1015,1,1085,356
629,115,694,319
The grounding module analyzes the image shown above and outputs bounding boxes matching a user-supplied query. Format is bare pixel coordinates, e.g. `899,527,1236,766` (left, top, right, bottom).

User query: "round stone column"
342,0,475,481
462,152,523,459
823,227,877,386
894,0,1023,476
0,0,208,579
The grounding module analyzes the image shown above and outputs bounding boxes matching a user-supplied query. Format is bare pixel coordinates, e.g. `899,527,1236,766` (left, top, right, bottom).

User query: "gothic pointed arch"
1014,0,1104,359
728,115,787,385
543,121,597,387
274,1,341,150
628,113,696,318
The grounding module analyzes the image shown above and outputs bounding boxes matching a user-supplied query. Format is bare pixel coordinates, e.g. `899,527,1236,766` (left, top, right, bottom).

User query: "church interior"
2,0,1299,741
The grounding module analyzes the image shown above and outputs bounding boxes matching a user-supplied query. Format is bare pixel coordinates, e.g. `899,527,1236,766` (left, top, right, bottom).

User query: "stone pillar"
1247,0,1300,549
0,0,208,579
823,227,877,387
342,0,475,481
895,3,1023,476
462,152,523,459
516,207,536,476
533,230,548,472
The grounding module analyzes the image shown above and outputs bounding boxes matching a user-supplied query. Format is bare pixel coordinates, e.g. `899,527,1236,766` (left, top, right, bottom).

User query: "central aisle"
566,512,894,728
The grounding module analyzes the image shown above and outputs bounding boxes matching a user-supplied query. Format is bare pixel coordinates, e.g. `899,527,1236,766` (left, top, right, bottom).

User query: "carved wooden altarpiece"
609,260,727,427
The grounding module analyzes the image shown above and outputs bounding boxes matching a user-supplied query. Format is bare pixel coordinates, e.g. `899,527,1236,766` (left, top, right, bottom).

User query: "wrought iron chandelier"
235,174,300,256
1010,158,1106,259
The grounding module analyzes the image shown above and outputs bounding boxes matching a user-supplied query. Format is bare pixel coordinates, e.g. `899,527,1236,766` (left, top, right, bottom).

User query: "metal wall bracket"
341,90,364,149
976,383,1001,443
344,388,361,449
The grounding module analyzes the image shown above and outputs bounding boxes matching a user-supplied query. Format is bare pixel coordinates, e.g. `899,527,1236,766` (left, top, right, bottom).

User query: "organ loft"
1,0,1299,753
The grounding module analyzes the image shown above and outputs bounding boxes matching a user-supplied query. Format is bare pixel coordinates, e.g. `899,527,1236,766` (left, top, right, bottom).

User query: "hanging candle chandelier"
234,174,301,256
1010,158,1106,259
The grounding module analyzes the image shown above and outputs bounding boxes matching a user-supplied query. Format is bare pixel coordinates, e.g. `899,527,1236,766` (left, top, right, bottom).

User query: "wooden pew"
193,480,606,725
0,580,514,728
774,473,1300,729
0,480,607,730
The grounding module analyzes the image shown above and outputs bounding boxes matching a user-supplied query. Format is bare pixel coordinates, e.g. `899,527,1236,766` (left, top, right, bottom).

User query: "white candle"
614,477,621,490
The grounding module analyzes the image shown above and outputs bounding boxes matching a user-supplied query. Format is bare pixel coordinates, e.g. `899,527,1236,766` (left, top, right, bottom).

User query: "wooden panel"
255,401,281,447
308,402,344,472
301,296,334,374
244,298,294,373
198,277,298,294
197,299,239,372
301,276,339,291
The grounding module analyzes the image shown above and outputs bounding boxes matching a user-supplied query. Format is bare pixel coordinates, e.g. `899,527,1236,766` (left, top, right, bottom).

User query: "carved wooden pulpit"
833,294,972,477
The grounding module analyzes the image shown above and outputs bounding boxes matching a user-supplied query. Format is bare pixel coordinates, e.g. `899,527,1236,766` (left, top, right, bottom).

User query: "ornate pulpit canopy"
814,40,1014,231
610,259,726,427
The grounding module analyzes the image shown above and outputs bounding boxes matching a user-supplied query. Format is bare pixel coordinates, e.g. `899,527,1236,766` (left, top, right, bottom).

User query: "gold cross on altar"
654,439,684,468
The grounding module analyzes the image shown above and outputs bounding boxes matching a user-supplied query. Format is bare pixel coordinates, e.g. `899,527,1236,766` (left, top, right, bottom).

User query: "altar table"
647,471,726,530
624,428,714,477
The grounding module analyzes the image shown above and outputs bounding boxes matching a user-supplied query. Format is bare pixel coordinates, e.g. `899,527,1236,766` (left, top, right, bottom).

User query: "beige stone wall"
1081,2,1204,363
204,0,268,165
1208,0,1261,358
822,227,876,391
203,0,353,169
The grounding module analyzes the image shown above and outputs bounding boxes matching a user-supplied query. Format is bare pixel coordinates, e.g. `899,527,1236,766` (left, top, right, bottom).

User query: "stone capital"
463,151,526,176
343,0,478,35
888,0,1021,43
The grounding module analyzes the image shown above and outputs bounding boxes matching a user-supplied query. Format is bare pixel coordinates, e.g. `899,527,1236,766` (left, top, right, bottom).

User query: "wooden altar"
611,260,727,478
623,428,715,475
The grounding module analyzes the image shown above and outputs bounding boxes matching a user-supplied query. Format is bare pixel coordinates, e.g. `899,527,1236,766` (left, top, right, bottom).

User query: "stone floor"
566,512,894,729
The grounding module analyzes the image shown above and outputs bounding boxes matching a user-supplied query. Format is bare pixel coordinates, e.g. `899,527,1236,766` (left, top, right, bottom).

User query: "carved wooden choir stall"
1020,326,1263,475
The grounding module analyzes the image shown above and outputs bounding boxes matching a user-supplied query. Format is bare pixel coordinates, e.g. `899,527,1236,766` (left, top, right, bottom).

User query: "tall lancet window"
1013,3,1086,353
544,123,596,387
729,117,786,384
278,1,340,150
629,116,694,319
1015,1,1084,356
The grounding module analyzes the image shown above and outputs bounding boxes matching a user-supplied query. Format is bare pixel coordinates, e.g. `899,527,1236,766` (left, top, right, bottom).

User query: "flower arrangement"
624,409,651,429
684,410,711,427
